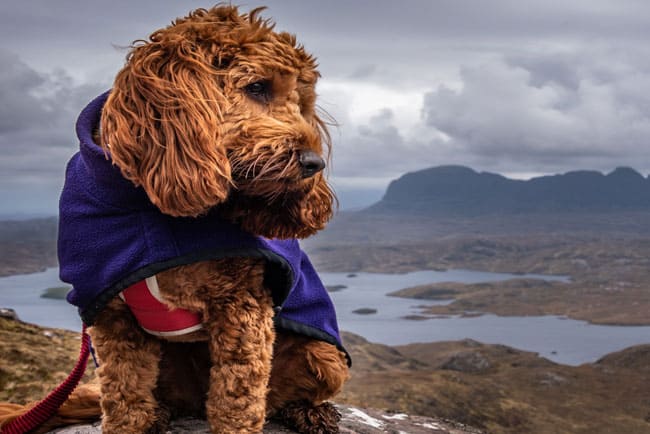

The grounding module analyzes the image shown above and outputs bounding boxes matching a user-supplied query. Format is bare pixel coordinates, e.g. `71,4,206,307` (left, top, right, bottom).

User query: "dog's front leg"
267,331,349,434
90,298,162,434
203,278,275,433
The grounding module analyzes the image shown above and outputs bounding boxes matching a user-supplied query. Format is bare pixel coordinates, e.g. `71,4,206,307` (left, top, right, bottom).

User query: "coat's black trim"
274,316,352,367
80,247,293,325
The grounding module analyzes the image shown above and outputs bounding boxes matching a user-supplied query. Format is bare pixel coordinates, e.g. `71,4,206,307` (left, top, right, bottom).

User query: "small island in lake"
352,307,377,315
325,284,347,292
40,286,71,300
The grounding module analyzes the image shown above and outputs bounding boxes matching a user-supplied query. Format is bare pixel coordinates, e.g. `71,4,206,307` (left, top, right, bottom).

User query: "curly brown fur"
158,258,275,433
91,261,350,434
267,331,350,415
101,5,335,234
99,6,343,430
89,298,163,433
1,5,349,434
275,401,342,434
268,332,349,433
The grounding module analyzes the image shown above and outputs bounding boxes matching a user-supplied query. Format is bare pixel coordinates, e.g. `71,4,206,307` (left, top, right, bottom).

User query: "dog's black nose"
298,150,326,178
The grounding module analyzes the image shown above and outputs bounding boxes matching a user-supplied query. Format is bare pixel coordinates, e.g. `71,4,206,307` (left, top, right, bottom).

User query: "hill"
0,217,58,276
338,332,650,434
2,314,649,434
368,165,650,216
0,314,481,434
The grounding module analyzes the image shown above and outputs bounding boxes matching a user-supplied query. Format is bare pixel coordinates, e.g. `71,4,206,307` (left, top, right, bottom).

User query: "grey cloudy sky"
1,0,649,215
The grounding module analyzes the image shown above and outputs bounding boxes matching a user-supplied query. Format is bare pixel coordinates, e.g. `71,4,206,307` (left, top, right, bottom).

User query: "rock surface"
439,350,492,373
48,405,484,434
0,307,19,320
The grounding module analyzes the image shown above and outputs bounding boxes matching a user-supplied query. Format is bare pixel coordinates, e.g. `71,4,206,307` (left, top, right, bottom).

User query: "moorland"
3,166,650,433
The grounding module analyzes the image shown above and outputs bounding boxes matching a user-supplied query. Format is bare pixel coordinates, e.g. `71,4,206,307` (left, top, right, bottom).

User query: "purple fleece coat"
58,92,347,361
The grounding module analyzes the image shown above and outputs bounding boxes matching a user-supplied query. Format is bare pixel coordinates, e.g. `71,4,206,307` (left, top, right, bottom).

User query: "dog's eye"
244,81,271,103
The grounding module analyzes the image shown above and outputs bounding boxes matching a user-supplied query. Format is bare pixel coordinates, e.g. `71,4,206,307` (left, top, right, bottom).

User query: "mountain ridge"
367,165,650,215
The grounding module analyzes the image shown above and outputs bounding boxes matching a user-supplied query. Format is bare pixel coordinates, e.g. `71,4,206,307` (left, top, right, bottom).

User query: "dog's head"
101,5,334,239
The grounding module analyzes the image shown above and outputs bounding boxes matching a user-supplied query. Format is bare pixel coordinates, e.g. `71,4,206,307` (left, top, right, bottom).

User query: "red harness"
1,278,203,433
120,276,203,337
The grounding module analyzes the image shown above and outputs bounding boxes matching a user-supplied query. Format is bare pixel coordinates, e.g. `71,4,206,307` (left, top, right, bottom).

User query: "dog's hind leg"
90,298,162,434
267,331,350,434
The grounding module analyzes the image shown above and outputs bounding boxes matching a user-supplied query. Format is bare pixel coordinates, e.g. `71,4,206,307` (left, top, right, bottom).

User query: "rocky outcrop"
48,405,484,434
439,350,492,373
0,307,19,321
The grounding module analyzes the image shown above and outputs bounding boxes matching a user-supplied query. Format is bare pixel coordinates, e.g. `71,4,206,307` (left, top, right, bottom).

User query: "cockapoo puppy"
19,5,350,434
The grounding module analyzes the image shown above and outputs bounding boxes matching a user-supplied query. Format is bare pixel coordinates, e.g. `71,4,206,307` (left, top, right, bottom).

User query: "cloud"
506,53,581,91
3,0,650,212
0,49,106,213
348,64,377,80
0,51,53,133
329,103,453,183
422,46,650,174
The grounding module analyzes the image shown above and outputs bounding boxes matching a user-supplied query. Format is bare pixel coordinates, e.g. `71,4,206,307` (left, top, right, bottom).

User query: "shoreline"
4,266,650,328
1,308,648,370
386,277,650,327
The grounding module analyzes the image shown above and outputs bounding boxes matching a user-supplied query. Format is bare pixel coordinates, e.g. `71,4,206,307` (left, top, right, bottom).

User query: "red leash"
2,326,91,434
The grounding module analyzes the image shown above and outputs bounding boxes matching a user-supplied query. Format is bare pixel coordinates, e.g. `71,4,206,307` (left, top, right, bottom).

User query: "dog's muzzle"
298,150,326,178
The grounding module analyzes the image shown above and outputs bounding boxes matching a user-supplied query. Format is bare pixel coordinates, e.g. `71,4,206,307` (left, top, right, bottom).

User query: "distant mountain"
0,217,58,276
367,165,650,215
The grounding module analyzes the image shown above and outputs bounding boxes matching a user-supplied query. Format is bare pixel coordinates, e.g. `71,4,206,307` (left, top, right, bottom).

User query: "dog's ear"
101,38,232,217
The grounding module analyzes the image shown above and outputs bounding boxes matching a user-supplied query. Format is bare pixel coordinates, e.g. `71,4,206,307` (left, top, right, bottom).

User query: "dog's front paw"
276,400,341,434
145,404,172,434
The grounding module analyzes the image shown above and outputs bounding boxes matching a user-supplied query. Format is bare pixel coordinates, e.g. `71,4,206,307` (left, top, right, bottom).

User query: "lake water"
1,268,648,366
0,268,82,330
323,270,650,365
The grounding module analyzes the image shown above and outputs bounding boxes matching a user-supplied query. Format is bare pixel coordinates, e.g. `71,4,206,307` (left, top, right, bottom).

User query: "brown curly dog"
0,5,349,434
